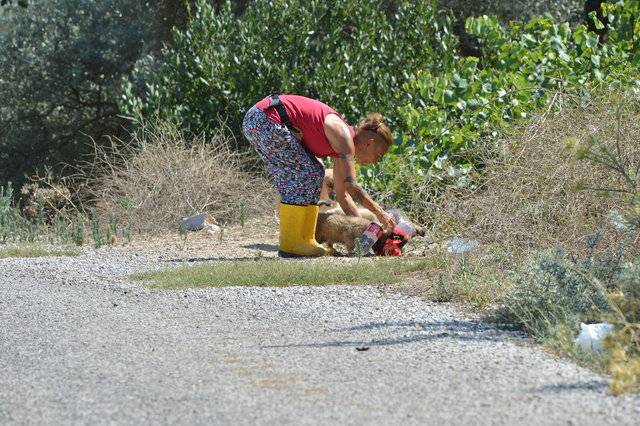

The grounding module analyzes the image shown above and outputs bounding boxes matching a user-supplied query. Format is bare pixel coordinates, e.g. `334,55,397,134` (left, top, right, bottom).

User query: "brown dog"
316,211,372,254
319,168,335,201
318,168,376,220
316,210,425,255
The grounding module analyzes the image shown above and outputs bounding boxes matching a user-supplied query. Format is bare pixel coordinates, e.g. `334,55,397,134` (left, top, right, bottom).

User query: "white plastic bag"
574,322,614,352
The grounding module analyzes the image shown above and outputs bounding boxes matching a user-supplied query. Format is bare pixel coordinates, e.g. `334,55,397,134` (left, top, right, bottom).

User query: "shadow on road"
528,380,608,394
262,320,504,349
242,243,279,252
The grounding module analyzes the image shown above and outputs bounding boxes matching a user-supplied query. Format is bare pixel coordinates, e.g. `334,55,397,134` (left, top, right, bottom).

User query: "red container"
382,237,403,256
373,226,411,256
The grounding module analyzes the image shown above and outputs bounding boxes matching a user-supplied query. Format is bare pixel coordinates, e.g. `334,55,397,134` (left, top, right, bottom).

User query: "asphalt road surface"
1,249,639,425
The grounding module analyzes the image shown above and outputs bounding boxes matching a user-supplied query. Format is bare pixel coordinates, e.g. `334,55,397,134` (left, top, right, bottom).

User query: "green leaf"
593,69,604,81
559,51,571,63
586,34,599,49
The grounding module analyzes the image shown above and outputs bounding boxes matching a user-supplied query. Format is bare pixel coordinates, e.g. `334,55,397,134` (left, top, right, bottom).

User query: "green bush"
508,247,640,395
438,0,583,23
503,244,640,333
121,0,454,143
366,2,640,211
499,241,616,337
0,0,140,187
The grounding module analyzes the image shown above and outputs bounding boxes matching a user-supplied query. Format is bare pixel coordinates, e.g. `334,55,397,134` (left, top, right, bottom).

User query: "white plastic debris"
574,322,614,352
180,213,211,232
445,238,479,254
203,223,221,234
608,209,631,231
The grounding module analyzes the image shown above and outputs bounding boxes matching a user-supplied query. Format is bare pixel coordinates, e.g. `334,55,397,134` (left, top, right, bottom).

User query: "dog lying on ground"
316,169,425,254
316,209,425,255
316,211,373,254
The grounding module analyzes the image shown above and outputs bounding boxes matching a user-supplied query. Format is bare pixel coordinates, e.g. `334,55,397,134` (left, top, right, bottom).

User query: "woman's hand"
375,209,396,231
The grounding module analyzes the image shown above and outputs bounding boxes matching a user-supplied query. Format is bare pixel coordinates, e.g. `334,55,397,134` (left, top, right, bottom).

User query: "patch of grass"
432,270,506,310
132,258,434,289
420,247,511,310
0,244,81,259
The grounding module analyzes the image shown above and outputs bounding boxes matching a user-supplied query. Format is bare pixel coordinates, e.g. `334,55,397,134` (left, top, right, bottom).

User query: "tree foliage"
0,0,196,188
0,1,153,186
439,0,584,23
121,0,453,143
0,0,28,8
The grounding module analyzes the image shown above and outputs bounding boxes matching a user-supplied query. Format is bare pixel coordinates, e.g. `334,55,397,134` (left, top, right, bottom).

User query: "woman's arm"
331,156,363,217
324,115,395,229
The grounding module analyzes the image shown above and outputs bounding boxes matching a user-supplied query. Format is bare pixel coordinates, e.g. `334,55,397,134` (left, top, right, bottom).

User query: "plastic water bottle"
387,209,415,237
357,222,383,254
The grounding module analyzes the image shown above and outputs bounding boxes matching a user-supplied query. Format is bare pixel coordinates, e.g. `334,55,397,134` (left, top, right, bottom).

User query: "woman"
242,94,396,257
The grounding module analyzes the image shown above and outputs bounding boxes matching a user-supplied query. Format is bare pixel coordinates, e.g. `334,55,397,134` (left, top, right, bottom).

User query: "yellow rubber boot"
278,203,328,257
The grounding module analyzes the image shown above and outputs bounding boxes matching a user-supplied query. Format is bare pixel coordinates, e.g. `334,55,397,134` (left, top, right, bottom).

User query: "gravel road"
1,238,639,425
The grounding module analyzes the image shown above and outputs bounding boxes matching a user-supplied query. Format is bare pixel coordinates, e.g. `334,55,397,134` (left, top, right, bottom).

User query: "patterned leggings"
242,105,325,205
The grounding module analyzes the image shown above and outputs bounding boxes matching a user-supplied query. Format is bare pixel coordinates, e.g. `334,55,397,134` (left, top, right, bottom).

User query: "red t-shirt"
255,95,355,158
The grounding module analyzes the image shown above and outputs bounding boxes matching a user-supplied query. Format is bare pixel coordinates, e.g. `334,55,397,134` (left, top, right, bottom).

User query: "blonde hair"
358,113,392,148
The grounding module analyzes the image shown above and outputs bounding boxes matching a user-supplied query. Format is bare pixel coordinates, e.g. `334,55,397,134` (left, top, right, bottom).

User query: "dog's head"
319,169,335,201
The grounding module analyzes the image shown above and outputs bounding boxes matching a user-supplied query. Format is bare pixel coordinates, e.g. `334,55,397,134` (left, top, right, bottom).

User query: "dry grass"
430,89,640,261
0,244,80,259
79,121,275,233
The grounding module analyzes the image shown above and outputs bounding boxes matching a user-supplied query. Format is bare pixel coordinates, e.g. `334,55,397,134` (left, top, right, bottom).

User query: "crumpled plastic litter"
180,213,220,233
574,322,614,352
446,238,479,254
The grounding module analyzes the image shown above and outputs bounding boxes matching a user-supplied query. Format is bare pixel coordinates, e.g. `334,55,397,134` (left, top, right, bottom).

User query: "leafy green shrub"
366,3,640,211
0,0,138,186
498,241,615,338
121,0,453,143
438,0,583,23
